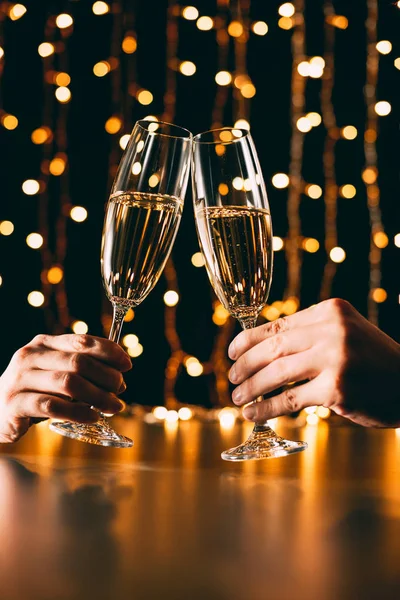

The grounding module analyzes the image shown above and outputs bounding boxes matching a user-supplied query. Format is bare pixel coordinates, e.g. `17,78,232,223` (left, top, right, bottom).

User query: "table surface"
0,415,400,600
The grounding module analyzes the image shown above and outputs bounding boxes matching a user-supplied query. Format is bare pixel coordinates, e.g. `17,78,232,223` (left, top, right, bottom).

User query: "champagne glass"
50,120,192,447
192,127,307,460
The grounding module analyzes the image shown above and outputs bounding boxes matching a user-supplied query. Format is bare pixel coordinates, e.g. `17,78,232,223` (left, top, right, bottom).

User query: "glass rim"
193,127,250,145
136,119,192,140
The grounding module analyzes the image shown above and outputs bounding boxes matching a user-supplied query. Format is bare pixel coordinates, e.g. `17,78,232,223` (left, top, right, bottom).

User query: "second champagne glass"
192,127,307,460
50,120,192,447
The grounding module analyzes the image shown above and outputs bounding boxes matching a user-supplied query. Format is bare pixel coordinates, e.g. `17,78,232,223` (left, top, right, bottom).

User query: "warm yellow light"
131,162,142,175
1,114,18,130
153,406,168,420
278,16,294,30
252,21,268,36
374,231,388,249
124,308,135,322
395,58,400,70
330,246,346,263
186,360,203,377
196,16,213,30
49,157,66,176
38,42,54,57
272,236,284,251
297,61,310,76
306,184,322,199
371,288,387,303
26,233,43,249
306,413,319,426
9,4,27,20
180,60,196,76
364,129,377,143
71,320,88,334
302,238,320,253
0,221,14,236
122,36,137,54
70,206,88,222
219,130,233,142
22,179,40,195
164,290,179,307
105,116,122,133
232,177,244,191
304,406,317,414
215,70,232,86
31,127,51,144
137,89,153,105
394,233,400,248
0,275,2,287
234,74,250,89
228,21,243,37
215,144,225,157
123,334,139,349
148,174,160,188
362,167,377,184
376,40,392,55
340,184,356,199
55,86,71,103
55,72,71,87
241,83,256,98
119,134,130,150
308,63,324,78
47,266,64,284
165,410,179,423
92,1,109,15
0,47,4,59
182,6,199,20
56,13,73,29
178,407,193,421
306,112,322,127
191,252,205,267
218,407,237,429
282,297,299,315
296,117,312,132
326,15,348,29
279,2,295,17
342,125,357,140
264,306,280,321
28,291,44,307
128,343,143,358
234,119,250,130
93,61,110,77
272,173,289,189
374,101,391,116
212,303,230,326
316,406,331,419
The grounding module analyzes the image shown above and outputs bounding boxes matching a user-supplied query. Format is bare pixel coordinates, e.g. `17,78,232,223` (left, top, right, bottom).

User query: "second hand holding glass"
50,120,192,447
192,127,307,460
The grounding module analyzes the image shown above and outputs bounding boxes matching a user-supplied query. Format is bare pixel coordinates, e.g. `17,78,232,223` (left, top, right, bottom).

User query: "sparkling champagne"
195,205,273,321
101,192,182,306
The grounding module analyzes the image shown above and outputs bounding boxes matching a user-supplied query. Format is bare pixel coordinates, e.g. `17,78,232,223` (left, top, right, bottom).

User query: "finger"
241,375,327,422
19,370,124,414
231,350,319,406
229,324,324,385
228,305,324,360
29,334,132,372
15,393,101,423
26,349,124,394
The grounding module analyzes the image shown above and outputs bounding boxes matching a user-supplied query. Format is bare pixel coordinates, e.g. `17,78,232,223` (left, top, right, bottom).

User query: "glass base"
49,417,133,448
221,425,307,461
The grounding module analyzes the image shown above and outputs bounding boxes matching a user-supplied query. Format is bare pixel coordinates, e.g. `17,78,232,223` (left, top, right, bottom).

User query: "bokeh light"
92,1,109,15
272,173,289,188
215,71,232,86
302,238,320,253
371,288,387,303
137,90,153,105
93,61,110,77
196,16,213,30
26,233,43,249
376,40,392,55
119,134,130,150
272,236,284,251
342,125,358,140
22,179,40,195
122,36,137,54
340,184,356,198
0,221,14,236
374,101,391,116
182,6,199,20
72,320,89,334
191,252,205,267
252,21,268,36
105,116,122,133
47,266,64,284
164,290,179,306
1,114,18,130
306,184,323,199
70,206,88,222
123,334,139,349
55,87,71,103
56,14,73,29
28,291,45,307
38,42,54,57
330,247,346,263
279,3,295,17
180,61,196,76
373,231,388,248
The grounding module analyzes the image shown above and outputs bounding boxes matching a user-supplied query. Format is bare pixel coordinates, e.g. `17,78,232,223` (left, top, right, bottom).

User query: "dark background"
0,0,398,408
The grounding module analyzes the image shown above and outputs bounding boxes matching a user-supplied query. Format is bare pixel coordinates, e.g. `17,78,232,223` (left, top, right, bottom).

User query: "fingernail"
228,341,237,360
243,405,256,420
109,398,125,413
229,365,238,384
232,388,242,405
118,380,127,394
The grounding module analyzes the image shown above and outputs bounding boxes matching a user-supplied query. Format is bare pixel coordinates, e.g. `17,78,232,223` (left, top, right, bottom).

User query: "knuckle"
70,352,85,373
324,298,352,319
32,333,47,346
271,359,288,384
282,387,299,413
60,372,76,393
270,317,288,335
72,334,91,351
40,397,58,416
269,333,284,357
12,346,31,365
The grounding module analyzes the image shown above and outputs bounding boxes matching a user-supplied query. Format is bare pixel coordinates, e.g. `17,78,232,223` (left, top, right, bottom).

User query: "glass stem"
238,315,271,431
109,304,128,343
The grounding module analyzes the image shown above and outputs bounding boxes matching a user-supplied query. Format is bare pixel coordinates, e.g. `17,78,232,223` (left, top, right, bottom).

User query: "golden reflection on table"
1,416,400,600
